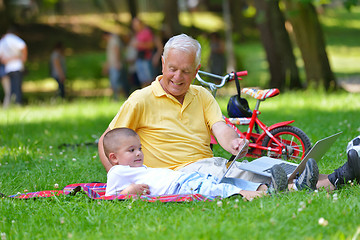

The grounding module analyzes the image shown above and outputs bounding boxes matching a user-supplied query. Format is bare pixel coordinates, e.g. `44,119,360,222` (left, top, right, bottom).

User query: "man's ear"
195,63,201,73
161,56,165,74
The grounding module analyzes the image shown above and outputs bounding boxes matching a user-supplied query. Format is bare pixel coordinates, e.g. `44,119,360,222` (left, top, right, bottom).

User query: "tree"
254,0,301,90
283,0,336,90
163,0,181,36
223,0,236,72
127,0,138,20
229,0,249,41
0,0,15,32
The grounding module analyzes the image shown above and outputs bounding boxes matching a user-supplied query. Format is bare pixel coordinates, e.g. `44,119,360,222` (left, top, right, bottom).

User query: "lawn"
1,92,360,239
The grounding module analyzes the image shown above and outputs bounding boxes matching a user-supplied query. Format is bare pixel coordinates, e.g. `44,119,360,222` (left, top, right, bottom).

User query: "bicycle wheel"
262,126,311,163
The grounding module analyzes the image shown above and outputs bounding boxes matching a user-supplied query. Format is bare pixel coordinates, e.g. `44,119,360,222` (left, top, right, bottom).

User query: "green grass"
1,92,360,239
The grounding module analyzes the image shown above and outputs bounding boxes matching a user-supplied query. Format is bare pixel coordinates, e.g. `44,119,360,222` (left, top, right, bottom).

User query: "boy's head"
103,128,144,167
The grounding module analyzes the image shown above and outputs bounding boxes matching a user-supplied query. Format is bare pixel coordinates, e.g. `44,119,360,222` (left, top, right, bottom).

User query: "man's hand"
120,184,150,195
212,121,249,156
231,138,249,158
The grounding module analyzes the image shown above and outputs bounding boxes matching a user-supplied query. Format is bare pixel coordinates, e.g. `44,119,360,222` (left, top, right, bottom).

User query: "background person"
0,63,11,108
50,41,66,98
102,31,130,100
0,27,28,105
131,17,155,88
123,32,141,92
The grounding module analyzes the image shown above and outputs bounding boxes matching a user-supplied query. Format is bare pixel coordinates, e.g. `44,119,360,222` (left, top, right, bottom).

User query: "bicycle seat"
241,88,280,100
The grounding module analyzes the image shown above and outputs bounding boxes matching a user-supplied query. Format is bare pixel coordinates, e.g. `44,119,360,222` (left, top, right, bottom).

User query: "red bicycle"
195,70,311,162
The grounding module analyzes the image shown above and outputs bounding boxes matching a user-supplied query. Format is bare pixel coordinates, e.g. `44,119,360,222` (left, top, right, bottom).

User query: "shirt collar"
152,75,198,100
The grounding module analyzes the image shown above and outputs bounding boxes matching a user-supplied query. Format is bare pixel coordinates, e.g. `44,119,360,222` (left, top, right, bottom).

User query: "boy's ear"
108,152,117,165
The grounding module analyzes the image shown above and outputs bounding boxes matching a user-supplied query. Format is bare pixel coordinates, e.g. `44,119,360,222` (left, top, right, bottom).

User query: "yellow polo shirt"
109,76,224,170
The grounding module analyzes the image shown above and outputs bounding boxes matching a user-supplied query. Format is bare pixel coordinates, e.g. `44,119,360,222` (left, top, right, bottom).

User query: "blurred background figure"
123,32,141,93
151,29,164,77
102,31,130,100
131,17,155,88
50,41,66,99
0,63,11,108
208,32,226,76
0,26,28,105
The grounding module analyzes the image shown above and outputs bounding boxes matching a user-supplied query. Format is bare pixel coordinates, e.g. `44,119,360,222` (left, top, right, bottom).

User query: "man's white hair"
163,34,201,67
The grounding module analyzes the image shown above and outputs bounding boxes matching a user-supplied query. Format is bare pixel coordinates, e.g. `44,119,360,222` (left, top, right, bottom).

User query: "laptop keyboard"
263,163,297,175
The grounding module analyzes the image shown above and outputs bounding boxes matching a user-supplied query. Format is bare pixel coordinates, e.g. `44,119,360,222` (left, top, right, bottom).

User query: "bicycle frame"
196,70,306,159
224,111,296,158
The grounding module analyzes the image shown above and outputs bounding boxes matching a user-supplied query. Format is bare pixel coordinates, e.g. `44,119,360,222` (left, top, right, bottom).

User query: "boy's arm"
119,183,150,195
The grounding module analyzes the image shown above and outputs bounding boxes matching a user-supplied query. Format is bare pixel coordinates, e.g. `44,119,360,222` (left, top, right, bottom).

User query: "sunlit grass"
1,93,360,239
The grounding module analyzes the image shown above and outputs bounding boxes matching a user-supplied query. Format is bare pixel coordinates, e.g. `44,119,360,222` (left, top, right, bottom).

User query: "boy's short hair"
103,128,138,158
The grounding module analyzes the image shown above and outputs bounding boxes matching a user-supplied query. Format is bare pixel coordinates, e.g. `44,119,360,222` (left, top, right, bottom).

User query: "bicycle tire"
261,126,311,163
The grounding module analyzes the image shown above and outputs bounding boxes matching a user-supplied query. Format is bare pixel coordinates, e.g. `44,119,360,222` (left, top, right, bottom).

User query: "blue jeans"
166,172,260,198
8,71,23,104
54,77,65,98
109,67,130,97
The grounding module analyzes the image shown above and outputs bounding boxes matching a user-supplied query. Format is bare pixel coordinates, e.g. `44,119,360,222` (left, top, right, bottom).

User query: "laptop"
217,141,249,184
238,132,342,183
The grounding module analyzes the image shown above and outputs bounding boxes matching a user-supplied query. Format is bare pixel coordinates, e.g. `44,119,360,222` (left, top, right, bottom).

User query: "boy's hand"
239,190,264,201
120,184,150,195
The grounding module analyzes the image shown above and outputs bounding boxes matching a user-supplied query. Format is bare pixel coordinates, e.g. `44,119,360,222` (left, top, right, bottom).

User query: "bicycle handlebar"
195,70,248,91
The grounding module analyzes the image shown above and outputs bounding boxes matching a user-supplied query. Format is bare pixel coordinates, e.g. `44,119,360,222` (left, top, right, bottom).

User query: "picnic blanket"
6,183,215,202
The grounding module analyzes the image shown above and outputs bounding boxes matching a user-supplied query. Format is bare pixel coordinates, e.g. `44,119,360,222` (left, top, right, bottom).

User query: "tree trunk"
104,0,121,25
229,0,247,41
127,0,137,19
0,0,14,32
284,1,336,90
163,0,181,36
254,0,301,90
223,0,236,72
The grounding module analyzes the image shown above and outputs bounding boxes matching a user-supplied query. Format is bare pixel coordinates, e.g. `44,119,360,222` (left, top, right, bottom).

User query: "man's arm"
21,46,28,63
98,127,113,172
211,121,248,156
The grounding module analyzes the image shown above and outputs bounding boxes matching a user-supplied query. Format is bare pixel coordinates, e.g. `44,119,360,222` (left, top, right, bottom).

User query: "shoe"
328,149,360,188
294,158,319,191
268,164,288,193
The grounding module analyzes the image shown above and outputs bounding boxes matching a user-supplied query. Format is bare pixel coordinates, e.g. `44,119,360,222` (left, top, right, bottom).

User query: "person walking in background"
102,31,130,100
131,17,155,88
0,63,11,108
208,32,226,76
123,32,141,93
50,42,66,99
0,26,28,105
151,30,164,77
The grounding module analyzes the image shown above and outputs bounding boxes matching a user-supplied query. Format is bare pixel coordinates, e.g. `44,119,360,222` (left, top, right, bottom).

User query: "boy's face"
110,135,144,167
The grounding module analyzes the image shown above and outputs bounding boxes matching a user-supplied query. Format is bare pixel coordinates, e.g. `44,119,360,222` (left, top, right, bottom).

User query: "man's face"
160,48,200,103
110,135,144,167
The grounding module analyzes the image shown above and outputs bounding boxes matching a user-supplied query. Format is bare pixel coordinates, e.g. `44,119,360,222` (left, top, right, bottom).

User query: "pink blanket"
8,183,215,202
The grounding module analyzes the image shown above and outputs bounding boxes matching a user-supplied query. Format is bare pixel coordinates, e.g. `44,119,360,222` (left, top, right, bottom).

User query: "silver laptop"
238,132,342,183
217,141,249,184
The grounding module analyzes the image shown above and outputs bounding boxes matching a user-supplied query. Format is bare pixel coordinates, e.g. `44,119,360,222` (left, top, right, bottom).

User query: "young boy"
103,128,309,200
